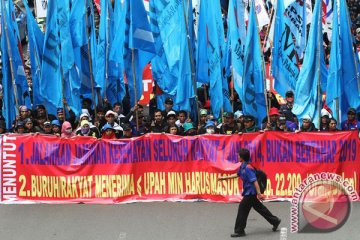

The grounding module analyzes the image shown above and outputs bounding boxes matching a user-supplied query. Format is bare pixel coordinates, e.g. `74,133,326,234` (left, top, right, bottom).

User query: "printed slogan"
1,132,359,203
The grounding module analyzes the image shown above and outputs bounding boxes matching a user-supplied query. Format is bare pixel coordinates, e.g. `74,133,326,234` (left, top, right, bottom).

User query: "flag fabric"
1,1,16,129
106,0,126,105
242,0,267,125
227,0,247,103
325,0,340,120
292,0,327,128
284,0,312,58
149,0,181,98
96,0,112,98
272,0,299,97
197,0,231,118
58,1,81,116
70,0,98,98
40,0,63,115
23,0,44,108
149,0,195,111
41,0,81,116
326,0,360,122
175,0,195,111
124,0,155,107
1,0,31,128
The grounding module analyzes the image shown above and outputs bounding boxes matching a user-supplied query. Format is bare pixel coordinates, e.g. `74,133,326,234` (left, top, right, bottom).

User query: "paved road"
0,201,359,240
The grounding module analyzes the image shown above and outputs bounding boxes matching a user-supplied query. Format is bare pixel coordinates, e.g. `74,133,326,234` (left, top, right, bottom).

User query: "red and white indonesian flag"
244,0,270,29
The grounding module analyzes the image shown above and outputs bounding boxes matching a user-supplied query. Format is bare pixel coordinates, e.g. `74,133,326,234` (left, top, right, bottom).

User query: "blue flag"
70,0,98,99
124,0,155,107
175,0,195,111
1,0,31,128
23,0,44,108
227,0,246,99
104,0,125,105
292,0,327,128
96,0,112,98
59,1,81,116
40,0,62,115
242,1,267,125
1,1,16,129
272,0,300,98
149,0,181,100
197,0,231,118
327,0,360,122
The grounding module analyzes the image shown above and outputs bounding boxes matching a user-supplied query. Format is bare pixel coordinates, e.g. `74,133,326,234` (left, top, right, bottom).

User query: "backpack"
249,164,267,194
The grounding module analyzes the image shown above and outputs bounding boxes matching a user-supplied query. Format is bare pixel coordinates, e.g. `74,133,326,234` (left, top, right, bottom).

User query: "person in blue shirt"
341,108,360,131
218,148,281,238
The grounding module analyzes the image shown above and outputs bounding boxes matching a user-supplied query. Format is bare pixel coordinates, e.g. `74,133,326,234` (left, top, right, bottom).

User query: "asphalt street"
0,201,359,240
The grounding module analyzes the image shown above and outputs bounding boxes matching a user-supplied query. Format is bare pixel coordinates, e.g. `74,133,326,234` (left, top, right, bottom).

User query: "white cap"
167,111,176,117
321,108,332,118
105,110,118,118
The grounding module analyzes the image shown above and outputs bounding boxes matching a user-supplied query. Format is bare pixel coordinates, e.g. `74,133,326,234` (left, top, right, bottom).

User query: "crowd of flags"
1,0,360,129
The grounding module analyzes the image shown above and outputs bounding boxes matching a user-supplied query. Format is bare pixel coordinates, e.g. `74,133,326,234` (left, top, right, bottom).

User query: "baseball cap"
19,105,28,112
122,123,132,131
51,120,61,126
302,115,312,122
321,108,331,118
183,122,195,133
285,91,294,97
234,111,244,119
243,115,255,122
101,123,114,132
199,109,208,116
165,98,173,105
167,111,176,117
356,28,360,34
269,107,280,116
105,110,118,118
205,121,215,128
44,121,51,127
347,108,356,114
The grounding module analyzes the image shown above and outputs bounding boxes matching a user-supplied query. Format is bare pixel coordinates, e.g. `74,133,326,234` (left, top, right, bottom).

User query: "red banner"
1,132,359,203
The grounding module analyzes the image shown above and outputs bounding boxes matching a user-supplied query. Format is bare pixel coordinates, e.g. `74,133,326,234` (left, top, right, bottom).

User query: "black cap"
285,91,294,97
347,108,356,114
243,115,255,122
122,123,132,131
165,98,173,105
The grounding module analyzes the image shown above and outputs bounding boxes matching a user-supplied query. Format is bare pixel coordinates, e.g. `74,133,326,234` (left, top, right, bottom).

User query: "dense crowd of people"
0,89,359,139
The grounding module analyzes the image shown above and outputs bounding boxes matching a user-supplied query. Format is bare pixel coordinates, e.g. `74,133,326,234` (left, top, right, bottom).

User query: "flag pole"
1,0,20,114
84,0,98,118
316,0,322,128
131,49,140,131
182,0,200,123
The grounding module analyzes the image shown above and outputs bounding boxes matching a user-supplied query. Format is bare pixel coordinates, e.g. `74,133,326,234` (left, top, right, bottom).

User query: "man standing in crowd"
341,108,360,130
220,112,239,134
280,91,295,121
151,109,167,133
218,148,281,237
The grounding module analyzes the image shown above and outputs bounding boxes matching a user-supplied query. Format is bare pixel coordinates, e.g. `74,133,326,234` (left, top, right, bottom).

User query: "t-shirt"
237,163,257,196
